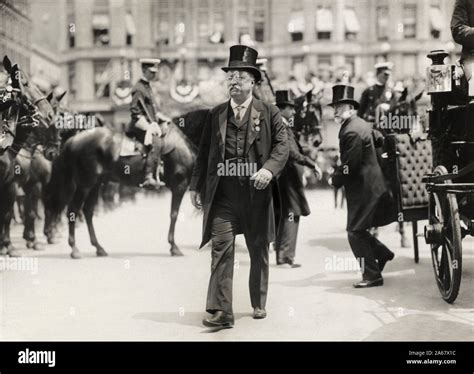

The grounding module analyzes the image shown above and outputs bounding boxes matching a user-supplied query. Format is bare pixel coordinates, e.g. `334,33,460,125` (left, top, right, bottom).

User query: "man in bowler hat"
329,85,395,288
274,90,320,268
189,45,289,327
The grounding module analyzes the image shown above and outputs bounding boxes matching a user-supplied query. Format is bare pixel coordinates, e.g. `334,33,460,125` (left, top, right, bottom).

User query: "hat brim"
276,102,295,108
328,99,359,110
221,66,262,82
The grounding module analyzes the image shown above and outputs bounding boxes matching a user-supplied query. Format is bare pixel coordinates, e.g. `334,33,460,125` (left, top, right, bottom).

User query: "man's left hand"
250,168,273,190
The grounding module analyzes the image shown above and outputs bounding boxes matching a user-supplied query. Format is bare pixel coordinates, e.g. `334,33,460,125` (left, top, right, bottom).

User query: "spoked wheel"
425,166,462,303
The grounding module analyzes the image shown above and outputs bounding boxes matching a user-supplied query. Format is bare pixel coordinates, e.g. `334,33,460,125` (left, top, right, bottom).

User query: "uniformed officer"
129,58,170,188
274,90,320,268
357,62,395,125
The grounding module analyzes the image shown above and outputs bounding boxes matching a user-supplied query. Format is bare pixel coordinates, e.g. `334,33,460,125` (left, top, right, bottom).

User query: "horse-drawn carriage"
381,50,473,304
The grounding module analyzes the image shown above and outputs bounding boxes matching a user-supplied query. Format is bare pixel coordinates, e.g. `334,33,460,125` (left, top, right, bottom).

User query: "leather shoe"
378,252,395,272
202,311,234,328
353,278,384,288
253,307,267,319
277,258,302,268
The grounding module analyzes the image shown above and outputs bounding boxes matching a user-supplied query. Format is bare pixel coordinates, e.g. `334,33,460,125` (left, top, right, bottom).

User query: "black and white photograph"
0,0,473,370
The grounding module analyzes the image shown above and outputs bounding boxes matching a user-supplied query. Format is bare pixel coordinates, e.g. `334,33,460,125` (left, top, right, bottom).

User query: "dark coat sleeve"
357,88,369,118
262,106,289,177
288,129,315,169
130,87,146,122
451,0,474,50
189,110,212,193
332,130,363,188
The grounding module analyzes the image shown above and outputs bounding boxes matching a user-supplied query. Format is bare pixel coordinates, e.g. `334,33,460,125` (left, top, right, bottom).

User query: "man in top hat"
189,45,289,328
329,84,395,288
357,62,395,125
274,90,320,268
129,58,171,188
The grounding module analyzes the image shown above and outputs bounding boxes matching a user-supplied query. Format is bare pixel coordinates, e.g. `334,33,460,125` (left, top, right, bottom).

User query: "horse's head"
42,90,69,160
3,56,55,128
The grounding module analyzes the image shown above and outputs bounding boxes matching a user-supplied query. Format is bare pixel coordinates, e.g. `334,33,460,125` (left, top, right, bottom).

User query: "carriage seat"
385,134,432,222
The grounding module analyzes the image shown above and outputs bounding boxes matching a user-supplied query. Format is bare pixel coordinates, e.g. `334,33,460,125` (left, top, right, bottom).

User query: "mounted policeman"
357,62,395,128
128,58,171,188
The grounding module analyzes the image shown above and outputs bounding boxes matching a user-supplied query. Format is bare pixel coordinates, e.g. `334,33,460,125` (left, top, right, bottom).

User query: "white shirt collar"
230,94,253,111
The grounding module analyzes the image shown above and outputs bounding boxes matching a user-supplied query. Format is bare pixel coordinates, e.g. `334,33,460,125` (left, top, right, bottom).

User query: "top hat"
328,85,359,109
140,58,161,72
275,90,295,107
221,45,262,82
374,61,393,75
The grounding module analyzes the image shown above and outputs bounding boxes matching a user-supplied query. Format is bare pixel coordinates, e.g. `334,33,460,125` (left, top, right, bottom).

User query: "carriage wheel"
427,166,462,304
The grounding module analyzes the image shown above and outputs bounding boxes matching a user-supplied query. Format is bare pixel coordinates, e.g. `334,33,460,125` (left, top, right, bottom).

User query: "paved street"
1,189,473,341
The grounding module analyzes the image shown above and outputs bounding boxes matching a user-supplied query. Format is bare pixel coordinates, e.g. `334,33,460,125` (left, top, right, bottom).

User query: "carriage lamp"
426,50,452,94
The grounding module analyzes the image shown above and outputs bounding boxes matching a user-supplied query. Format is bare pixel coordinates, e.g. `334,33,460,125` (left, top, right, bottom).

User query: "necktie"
235,106,242,122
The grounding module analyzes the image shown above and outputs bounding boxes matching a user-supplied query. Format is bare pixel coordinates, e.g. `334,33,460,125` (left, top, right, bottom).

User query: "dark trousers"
347,230,394,281
207,177,269,315
275,213,300,262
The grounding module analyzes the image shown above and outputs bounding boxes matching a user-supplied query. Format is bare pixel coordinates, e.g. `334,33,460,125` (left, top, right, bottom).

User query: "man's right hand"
190,190,202,209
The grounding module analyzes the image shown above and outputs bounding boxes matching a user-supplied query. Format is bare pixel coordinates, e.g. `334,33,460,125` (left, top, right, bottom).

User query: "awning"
429,6,445,31
125,13,136,35
344,8,360,33
92,14,109,30
288,11,305,33
315,8,333,32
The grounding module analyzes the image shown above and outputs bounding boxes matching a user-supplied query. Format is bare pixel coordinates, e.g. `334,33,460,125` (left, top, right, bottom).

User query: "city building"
2,0,460,120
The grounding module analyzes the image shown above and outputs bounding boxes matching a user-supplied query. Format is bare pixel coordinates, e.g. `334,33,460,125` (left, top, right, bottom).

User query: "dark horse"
16,91,65,249
0,56,56,256
44,117,198,259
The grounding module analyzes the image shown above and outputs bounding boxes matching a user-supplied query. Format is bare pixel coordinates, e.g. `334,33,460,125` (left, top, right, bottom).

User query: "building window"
376,6,389,40
125,12,136,46
94,60,111,98
403,4,417,39
254,9,265,42
316,7,333,40
174,12,186,45
210,10,225,44
92,13,110,46
318,54,332,68
429,6,444,39
344,8,359,41
288,11,304,42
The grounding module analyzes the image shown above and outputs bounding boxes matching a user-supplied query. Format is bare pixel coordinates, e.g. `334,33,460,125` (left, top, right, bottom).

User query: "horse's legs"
1,183,20,257
399,221,409,248
168,184,186,256
68,188,87,259
23,182,44,250
83,183,107,257
334,188,338,209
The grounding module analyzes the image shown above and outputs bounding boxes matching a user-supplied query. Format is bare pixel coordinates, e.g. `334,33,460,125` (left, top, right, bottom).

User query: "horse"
0,56,56,256
374,86,424,248
43,116,198,259
16,90,66,249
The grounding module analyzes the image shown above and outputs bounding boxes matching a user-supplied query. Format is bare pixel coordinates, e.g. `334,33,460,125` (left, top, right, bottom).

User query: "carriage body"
422,50,474,303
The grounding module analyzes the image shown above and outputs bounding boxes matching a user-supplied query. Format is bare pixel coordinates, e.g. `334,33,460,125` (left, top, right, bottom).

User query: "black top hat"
275,90,295,107
222,45,262,82
329,85,359,109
